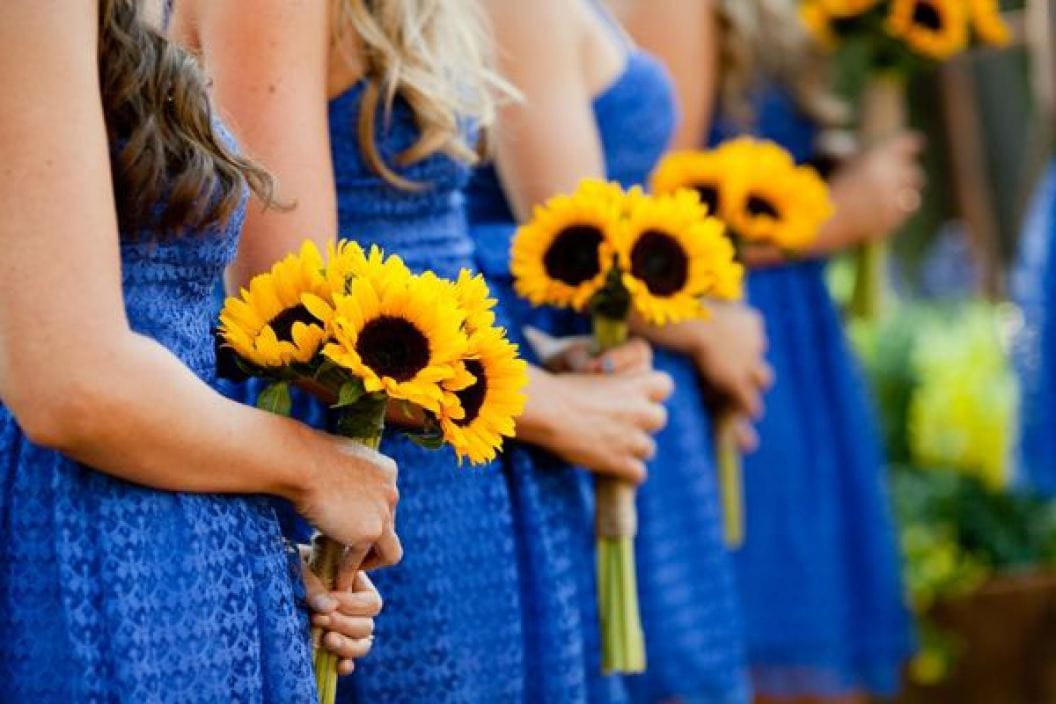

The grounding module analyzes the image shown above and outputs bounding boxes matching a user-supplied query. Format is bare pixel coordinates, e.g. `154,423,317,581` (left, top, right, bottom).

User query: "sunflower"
799,0,840,48
968,0,1011,46
650,149,729,218
719,138,834,252
300,240,413,331
325,240,411,298
439,325,529,465
616,189,743,325
444,269,498,336
320,270,472,415
818,0,880,16
511,179,622,311
218,240,331,368
886,0,968,61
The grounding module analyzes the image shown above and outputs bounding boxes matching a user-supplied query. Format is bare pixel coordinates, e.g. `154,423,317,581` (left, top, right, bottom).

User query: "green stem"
598,537,646,673
591,311,645,673
850,240,890,320
716,412,745,548
592,314,629,354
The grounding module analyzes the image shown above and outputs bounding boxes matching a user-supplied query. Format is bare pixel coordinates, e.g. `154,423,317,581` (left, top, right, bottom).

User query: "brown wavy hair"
716,0,847,129
99,0,274,236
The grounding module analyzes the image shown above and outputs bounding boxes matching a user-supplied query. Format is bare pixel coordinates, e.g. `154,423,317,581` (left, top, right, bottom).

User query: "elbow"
5,373,109,453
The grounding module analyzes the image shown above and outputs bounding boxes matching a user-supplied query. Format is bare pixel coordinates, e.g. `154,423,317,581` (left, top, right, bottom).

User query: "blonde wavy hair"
716,0,847,129
332,0,514,189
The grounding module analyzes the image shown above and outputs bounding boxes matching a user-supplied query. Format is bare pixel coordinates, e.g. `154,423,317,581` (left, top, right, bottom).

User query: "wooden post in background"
939,57,1004,299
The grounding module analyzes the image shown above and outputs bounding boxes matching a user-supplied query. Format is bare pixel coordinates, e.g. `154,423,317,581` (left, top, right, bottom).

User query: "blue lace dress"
314,84,524,703
0,141,318,701
709,89,914,697
467,44,750,704
1013,159,1056,494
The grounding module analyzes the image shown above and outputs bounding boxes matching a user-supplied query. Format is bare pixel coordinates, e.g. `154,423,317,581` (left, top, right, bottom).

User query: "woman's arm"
193,0,338,291
616,0,718,150
804,133,925,257
0,0,398,556
483,0,615,217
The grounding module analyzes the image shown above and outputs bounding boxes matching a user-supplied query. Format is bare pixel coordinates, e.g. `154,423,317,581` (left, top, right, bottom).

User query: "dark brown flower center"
269,303,318,342
746,194,780,220
912,2,942,30
356,316,431,381
543,225,604,286
630,230,689,296
694,184,721,215
454,359,487,426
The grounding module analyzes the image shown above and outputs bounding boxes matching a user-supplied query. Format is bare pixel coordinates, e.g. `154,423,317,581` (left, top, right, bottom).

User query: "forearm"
31,333,312,502
629,315,701,358
806,204,865,256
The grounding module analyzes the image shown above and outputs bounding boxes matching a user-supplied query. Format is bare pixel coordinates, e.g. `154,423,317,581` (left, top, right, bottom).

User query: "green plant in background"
851,298,1056,684
907,302,1019,490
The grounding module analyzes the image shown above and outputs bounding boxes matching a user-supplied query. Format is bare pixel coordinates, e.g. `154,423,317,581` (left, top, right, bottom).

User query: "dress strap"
585,0,635,51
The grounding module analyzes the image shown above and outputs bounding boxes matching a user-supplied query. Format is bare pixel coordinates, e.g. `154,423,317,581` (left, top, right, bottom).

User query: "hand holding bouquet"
218,241,527,703
652,138,834,546
511,179,743,673
798,0,1011,319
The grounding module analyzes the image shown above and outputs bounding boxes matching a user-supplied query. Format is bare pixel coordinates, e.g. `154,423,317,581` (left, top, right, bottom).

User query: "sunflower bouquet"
511,178,743,673
797,0,1011,320
218,240,527,703
652,137,834,547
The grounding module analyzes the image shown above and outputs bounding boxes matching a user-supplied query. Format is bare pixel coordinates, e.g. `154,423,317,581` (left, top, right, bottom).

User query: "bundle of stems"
715,412,745,548
850,74,907,320
593,314,646,674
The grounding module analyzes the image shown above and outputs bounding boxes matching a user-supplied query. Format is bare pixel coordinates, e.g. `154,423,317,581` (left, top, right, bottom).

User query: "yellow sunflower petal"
217,240,333,368
511,179,623,311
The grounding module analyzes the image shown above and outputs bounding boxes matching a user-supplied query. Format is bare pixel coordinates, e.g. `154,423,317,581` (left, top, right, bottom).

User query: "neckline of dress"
329,78,371,108
592,51,643,107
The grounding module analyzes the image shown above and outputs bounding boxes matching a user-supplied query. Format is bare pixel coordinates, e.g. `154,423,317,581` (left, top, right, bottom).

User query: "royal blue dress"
0,135,318,701
320,84,525,703
1013,159,1056,494
467,37,751,704
709,89,914,696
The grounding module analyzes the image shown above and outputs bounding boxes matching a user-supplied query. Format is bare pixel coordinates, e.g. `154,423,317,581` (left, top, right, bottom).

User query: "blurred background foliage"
822,1,1056,687
849,299,1056,685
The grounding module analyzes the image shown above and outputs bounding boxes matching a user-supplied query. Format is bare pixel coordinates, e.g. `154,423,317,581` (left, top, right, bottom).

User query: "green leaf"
233,355,261,377
332,380,366,409
256,381,293,417
334,393,387,440
404,428,445,451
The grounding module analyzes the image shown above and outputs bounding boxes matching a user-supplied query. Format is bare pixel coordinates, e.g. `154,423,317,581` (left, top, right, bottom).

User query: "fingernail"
309,594,337,612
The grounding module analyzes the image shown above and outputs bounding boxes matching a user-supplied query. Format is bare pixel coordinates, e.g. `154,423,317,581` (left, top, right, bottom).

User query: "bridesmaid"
0,1,398,701
625,0,919,699
185,0,672,701
470,1,758,702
